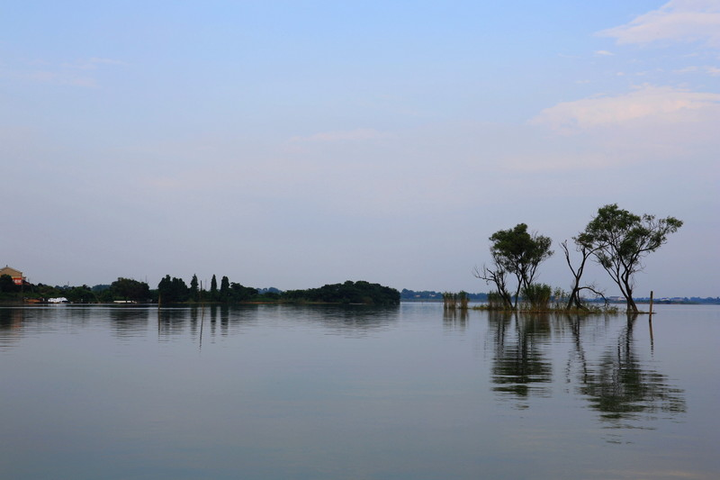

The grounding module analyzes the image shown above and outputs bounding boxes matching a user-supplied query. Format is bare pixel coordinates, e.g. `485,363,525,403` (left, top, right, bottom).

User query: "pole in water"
648,290,655,353
649,315,654,352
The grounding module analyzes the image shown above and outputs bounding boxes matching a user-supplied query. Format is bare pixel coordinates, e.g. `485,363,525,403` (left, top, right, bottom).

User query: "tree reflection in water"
578,315,686,427
487,312,685,428
488,311,553,402
443,308,469,332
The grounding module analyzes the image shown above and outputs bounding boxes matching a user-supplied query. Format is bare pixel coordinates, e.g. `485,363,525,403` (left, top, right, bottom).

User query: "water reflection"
578,315,686,428
0,304,709,478
443,308,469,332
291,305,399,336
155,304,399,343
109,307,150,338
488,311,553,402
486,312,686,432
0,308,25,349
158,307,192,338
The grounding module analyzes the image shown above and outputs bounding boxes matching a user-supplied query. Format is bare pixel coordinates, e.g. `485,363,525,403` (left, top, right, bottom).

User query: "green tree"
0,274,18,294
282,280,400,305
190,274,199,301
580,204,683,313
157,275,189,303
477,224,553,309
521,283,552,311
210,274,218,301
229,282,258,302
64,285,97,303
220,276,230,301
111,278,150,302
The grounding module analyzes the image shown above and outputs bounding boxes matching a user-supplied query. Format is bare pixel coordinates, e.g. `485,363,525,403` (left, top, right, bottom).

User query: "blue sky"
2,1,718,297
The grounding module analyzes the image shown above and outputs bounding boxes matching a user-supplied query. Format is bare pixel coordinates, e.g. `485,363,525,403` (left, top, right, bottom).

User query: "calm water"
1,303,718,479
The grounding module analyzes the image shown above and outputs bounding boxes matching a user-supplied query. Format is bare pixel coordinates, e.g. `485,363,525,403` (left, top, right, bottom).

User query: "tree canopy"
478,223,553,309
579,204,683,313
111,278,150,302
283,280,400,306
157,275,190,304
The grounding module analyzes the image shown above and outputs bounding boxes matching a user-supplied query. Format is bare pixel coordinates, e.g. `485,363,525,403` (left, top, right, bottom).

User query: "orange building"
0,265,25,285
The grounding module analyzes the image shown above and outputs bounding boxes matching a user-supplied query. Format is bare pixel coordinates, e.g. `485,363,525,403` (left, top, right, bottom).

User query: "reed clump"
473,285,620,314
443,291,469,311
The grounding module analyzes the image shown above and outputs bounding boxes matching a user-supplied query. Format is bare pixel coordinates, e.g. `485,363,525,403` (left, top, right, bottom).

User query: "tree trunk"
621,280,638,314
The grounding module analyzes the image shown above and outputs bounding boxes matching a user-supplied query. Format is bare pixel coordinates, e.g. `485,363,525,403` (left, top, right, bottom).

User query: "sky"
1,0,718,298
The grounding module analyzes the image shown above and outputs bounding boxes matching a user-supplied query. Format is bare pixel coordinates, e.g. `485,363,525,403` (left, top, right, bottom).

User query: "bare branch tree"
561,239,604,310
473,264,513,309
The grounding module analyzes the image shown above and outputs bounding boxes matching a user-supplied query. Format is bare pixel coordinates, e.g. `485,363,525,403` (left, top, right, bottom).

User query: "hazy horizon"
2,1,718,298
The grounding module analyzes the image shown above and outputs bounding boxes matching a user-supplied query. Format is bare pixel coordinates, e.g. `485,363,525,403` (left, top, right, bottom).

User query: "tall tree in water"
580,204,682,313
561,238,605,310
476,223,553,309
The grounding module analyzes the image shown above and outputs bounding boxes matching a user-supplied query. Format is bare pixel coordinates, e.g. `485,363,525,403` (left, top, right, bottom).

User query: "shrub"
522,283,552,311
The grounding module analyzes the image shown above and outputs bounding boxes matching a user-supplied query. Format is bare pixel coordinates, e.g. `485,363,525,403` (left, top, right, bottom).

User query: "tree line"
475,204,683,314
155,277,399,306
1,275,399,306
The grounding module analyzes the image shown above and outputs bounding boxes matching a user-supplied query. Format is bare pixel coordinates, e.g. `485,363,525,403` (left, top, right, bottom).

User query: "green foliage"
190,274,199,301
443,291,470,310
220,276,230,301
63,285,97,303
487,291,505,310
0,275,18,293
552,287,569,310
97,288,114,303
157,275,189,303
283,280,400,306
480,223,553,309
229,282,258,302
580,204,683,313
490,223,553,288
210,275,218,299
521,283,552,311
111,278,150,302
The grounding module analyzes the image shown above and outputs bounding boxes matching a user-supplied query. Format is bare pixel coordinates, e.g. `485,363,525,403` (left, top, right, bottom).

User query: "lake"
1,303,718,479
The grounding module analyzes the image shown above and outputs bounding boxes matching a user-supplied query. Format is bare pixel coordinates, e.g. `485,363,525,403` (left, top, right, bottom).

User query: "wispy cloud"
594,50,615,56
675,64,720,75
598,0,720,47
518,84,720,172
61,57,129,70
501,152,619,172
3,57,126,88
290,128,395,143
21,70,98,88
530,84,720,132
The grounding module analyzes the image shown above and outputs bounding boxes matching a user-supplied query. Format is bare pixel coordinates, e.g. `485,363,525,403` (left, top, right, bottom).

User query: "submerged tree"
561,238,606,310
474,263,513,309
580,204,682,313
476,223,553,309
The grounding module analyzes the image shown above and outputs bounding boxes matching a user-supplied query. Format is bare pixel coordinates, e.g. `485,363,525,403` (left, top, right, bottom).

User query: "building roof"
0,265,23,277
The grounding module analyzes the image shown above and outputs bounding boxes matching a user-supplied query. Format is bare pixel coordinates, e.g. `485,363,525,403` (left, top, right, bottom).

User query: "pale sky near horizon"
2,1,718,297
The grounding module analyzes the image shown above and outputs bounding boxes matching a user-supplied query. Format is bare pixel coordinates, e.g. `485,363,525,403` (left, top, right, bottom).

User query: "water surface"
1,303,717,479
